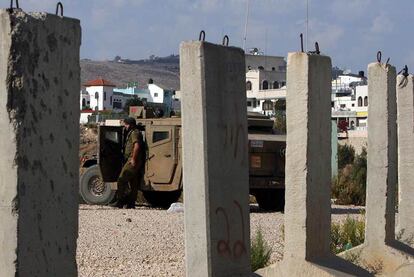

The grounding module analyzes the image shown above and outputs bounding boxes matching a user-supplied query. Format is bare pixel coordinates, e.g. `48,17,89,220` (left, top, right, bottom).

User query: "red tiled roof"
84,78,116,87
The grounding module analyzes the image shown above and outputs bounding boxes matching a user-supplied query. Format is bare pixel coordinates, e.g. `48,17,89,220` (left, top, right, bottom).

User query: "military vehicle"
79,106,286,210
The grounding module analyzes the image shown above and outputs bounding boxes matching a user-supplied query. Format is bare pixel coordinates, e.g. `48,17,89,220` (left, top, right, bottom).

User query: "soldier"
115,117,145,209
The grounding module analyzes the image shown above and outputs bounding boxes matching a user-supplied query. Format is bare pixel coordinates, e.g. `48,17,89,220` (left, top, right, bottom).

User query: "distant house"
81,78,134,112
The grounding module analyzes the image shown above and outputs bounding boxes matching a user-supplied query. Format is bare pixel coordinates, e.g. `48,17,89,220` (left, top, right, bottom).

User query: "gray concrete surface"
343,63,414,275
284,52,332,260
257,53,369,277
365,62,398,247
180,41,251,276
396,74,414,242
0,10,81,276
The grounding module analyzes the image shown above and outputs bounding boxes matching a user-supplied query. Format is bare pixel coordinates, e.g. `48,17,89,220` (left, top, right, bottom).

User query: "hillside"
80,56,180,90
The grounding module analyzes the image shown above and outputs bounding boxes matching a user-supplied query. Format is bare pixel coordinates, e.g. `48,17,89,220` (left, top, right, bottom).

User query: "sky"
21,0,414,73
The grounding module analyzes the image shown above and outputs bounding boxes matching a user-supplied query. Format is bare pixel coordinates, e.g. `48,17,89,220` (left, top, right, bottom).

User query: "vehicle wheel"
255,189,285,212
80,165,116,205
143,190,182,208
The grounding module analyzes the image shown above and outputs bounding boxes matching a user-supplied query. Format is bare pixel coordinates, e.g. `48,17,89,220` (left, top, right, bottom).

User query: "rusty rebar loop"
385,57,390,67
9,0,19,9
198,30,205,42
315,42,320,54
56,2,63,16
300,33,304,52
398,65,409,88
222,35,229,46
377,51,382,63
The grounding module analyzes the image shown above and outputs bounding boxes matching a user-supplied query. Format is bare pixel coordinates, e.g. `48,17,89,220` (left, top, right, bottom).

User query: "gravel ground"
77,204,364,277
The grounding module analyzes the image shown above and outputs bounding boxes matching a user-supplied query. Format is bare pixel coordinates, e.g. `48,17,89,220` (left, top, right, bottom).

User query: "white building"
245,54,287,115
331,72,368,130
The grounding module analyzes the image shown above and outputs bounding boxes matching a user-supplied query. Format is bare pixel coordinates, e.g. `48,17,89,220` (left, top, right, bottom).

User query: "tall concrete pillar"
396,74,414,241
284,53,332,260
365,62,397,246
0,10,81,276
257,53,369,277
180,41,250,276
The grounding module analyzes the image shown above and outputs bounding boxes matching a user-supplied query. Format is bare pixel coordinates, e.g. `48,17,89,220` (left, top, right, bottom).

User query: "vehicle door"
146,125,178,184
98,126,124,182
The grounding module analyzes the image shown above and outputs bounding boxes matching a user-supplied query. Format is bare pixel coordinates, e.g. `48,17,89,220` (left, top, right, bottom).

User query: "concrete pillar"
397,74,414,241
284,53,332,260
365,62,397,246
257,53,370,277
180,41,250,276
0,10,81,276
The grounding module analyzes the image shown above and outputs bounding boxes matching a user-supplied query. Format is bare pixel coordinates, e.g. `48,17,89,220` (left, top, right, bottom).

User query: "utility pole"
243,0,250,52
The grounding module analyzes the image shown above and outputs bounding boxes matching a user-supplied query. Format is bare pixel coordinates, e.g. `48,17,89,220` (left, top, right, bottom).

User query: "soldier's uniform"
116,127,145,208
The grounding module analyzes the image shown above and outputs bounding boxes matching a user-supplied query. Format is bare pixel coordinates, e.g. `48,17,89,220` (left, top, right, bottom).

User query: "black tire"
255,189,285,212
143,190,182,208
80,165,116,205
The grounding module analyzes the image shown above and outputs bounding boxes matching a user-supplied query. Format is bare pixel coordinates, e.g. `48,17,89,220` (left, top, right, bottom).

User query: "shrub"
251,227,272,271
338,144,355,169
332,147,367,205
331,216,365,254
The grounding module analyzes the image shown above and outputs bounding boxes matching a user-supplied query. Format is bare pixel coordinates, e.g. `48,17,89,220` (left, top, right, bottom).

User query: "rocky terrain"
80,56,180,90
77,204,363,277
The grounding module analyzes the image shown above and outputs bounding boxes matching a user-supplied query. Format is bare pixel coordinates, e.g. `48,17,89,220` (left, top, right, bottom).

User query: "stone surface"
0,10,81,276
396,74,414,241
180,41,250,276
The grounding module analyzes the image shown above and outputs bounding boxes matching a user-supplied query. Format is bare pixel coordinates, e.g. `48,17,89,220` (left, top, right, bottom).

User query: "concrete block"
396,74,414,242
365,62,398,246
180,41,250,276
0,10,81,276
284,52,332,260
257,53,369,276
344,63,414,275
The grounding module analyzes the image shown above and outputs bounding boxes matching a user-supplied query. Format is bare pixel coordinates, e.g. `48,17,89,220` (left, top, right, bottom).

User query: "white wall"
86,86,114,110
148,84,164,103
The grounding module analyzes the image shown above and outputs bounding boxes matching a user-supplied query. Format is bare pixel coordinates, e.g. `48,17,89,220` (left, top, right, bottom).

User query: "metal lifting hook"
56,2,63,16
377,51,382,63
222,35,229,46
398,65,409,88
315,42,320,55
198,30,205,42
300,33,304,52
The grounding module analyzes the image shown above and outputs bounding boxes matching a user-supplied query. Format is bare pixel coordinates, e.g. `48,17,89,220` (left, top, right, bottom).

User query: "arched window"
246,81,252,91
262,80,269,90
358,97,363,107
273,81,279,89
258,66,264,70
364,96,368,106
95,92,99,99
82,98,86,107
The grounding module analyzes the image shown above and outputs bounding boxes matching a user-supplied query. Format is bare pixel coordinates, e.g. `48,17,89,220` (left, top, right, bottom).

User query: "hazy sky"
22,0,414,72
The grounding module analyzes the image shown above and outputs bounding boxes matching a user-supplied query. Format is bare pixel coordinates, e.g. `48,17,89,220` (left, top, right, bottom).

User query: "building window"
281,81,286,87
154,93,158,97
272,67,275,71
95,92,99,99
104,92,107,101
258,66,264,70
273,81,279,89
262,80,269,90
247,101,252,107
358,97,363,107
82,98,86,107
364,96,368,106
246,81,252,91
110,96,113,105
352,103,355,107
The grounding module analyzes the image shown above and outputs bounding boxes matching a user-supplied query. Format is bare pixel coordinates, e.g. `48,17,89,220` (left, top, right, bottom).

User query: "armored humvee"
79,106,286,210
